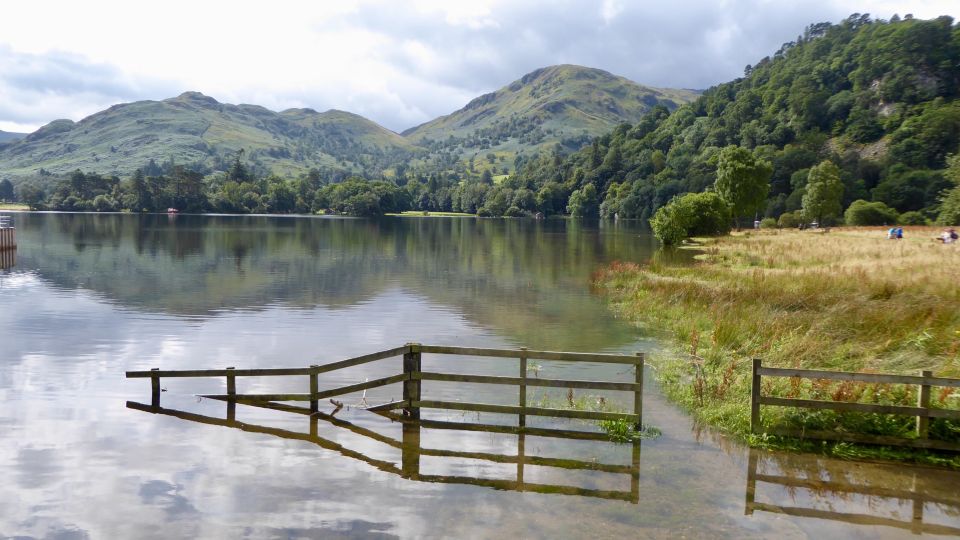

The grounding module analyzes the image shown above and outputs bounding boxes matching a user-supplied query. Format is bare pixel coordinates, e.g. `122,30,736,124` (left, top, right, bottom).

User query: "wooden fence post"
745,448,759,515
519,347,528,428
750,359,762,434
404,343,422,419
634,353,644,429
310,365,319,414
226,366,236,421
917,370,932,439
150,368,160,408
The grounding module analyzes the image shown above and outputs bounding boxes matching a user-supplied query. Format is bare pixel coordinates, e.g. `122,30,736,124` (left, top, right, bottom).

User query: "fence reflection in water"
126,398,642,503
744,448,960,536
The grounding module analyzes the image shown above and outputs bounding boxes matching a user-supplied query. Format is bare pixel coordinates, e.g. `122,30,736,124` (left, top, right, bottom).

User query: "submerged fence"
751,359,960,451
126,343,644,429
0,215,14,251
126,343,646,502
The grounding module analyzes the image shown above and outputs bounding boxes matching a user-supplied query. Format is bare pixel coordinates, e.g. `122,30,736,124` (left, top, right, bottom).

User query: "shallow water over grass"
2,214,959,538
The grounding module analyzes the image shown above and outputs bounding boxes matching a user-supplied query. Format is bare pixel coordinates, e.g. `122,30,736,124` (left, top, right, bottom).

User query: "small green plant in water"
598,418,662,443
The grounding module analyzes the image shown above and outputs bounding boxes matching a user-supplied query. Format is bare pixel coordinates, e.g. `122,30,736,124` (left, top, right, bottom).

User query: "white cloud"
0,0,957,133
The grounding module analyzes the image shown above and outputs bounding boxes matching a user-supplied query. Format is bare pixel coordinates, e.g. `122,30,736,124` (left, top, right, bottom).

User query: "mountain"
510,14,960,223
0,66,698,181
0,92,418,178
0,130,26,144
402,64,699,173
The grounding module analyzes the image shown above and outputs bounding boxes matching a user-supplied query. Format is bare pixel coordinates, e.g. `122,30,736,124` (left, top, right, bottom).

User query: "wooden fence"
744,449,960,536
126,343,645,430
751,359,960,451
126,343,646,502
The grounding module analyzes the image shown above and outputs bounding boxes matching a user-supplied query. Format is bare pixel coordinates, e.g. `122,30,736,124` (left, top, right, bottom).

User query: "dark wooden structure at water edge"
126,343,646,501
0,215,15,250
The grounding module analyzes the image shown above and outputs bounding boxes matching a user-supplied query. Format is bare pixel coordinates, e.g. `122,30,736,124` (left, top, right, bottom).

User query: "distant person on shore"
896,227,903,239
940,228,958,244
888,227,897,239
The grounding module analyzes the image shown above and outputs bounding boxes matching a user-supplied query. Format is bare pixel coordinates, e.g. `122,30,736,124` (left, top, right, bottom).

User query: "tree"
649,197,693,246
714,145,772,227
566,184,599,218
844,199,899,225
0,179,14,201
801,160,844,224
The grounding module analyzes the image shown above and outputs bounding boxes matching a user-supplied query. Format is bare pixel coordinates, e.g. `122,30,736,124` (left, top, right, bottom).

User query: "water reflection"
127,398,642,503
12,213,663,350
0,247,14,269
745,448,960,536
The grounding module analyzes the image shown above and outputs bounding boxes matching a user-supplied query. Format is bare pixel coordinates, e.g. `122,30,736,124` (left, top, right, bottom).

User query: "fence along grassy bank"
594,227,960,466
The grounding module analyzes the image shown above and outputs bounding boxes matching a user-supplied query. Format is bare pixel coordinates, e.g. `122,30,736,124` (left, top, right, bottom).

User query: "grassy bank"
0,203,28,210
595,227,960,466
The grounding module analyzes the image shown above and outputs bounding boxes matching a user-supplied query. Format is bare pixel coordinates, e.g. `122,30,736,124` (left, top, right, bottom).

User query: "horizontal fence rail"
751,359,960,451
126,343,645,429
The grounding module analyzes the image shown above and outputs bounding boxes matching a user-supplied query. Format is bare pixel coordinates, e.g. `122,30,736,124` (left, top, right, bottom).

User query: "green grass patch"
0,203,28,210
595,228,960,466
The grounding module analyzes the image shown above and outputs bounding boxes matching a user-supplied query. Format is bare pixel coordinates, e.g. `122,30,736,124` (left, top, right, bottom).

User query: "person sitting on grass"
888,227,898,239
938,228,957,244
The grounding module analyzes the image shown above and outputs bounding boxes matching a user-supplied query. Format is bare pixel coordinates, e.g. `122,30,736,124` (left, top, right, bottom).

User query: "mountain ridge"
0,65,698,179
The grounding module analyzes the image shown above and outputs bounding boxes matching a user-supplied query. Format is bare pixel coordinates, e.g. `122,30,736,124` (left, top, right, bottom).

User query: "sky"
0,0,957,134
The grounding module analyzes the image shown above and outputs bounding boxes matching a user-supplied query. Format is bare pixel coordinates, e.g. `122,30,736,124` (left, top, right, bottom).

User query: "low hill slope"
0,92,418,178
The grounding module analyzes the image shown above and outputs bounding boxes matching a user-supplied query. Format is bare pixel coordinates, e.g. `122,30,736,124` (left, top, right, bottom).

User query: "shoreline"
595,227,960,467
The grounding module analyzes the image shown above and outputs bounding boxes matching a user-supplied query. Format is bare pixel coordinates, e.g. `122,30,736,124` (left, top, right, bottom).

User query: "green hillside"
0,130,26,144
0,92,419,178
501,14,960,224
402,64,699,175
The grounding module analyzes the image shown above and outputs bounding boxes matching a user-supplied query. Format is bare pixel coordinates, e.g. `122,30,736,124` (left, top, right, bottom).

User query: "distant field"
0,203,28,210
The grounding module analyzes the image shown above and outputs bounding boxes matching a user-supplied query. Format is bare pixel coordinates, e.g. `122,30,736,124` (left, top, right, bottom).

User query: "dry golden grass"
595,227,960,457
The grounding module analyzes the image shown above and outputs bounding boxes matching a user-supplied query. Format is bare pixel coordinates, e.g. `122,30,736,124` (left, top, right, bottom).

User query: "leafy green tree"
566,184,599,218
714,146,772,227
679,191,731,236
18,184,45,210
937,187,960,225
844,199,899,225
649,197,693,246
801,161,844,224
0,179,14,201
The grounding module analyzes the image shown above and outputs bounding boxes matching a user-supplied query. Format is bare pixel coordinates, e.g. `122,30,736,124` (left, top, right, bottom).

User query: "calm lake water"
2,212,959,539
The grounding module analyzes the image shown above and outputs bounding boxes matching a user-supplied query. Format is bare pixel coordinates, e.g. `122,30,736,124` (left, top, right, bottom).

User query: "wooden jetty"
751,359,960,451
0,215,14,250
126,343,646,502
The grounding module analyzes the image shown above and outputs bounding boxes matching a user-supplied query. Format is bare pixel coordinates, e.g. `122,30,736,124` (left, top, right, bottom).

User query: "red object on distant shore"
166,208,179,213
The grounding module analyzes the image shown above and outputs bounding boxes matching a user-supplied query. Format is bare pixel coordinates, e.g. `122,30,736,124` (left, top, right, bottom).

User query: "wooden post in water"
226,367,236,420
403,343,422,419
309,365,319,414
750,359,762,434
634,352,644,429
744,448,759,515
401,422,421,479
519,347,528,428
916,370,932,439
150,368,160,408
630,439,641,504
517,432,525,491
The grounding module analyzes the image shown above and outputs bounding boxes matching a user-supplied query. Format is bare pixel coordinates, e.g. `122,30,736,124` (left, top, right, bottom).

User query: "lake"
2,212,959,539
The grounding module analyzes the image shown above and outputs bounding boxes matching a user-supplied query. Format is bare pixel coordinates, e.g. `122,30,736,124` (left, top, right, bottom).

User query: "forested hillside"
501,14,960,225
403,65,697,177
